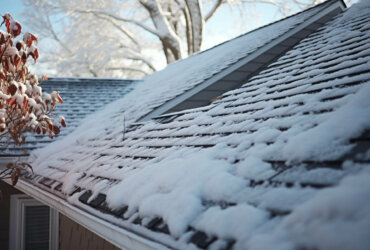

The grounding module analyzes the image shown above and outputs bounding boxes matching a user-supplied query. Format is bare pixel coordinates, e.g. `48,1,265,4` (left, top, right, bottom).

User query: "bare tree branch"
139,0,183,62
205,0,223,22
72,9,160,36
45,15,72,54
126,56,157,72
22,0,318,78
92,13,141,50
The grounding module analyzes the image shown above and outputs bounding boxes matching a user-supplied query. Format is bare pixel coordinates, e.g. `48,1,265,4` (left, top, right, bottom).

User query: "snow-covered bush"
0,13,65,185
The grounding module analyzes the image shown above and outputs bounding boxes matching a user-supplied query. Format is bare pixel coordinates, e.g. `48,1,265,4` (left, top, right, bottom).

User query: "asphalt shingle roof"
20,1,370,249
0,78,136,157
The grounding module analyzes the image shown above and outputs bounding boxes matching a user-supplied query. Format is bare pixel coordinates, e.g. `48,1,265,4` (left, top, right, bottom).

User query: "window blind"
24,206,50,250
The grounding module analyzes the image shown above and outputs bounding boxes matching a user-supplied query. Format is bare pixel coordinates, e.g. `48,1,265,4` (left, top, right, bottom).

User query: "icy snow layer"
29,0,370,249
283,82,370,161
247,169,370,250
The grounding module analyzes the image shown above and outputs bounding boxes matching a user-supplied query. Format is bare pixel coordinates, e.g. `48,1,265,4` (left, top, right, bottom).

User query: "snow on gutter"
5,179,169,250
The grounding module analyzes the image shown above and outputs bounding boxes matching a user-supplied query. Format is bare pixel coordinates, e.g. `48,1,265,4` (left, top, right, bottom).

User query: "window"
9,194,59,250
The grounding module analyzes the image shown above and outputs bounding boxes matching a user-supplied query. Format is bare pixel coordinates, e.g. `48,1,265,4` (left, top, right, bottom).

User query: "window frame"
9,194,59,250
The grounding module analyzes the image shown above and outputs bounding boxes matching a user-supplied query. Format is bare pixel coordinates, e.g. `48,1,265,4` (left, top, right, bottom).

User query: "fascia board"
5,179,169,250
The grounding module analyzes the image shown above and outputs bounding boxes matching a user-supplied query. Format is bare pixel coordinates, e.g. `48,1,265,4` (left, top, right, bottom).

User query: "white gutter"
5,179,169,250
138,0,346,122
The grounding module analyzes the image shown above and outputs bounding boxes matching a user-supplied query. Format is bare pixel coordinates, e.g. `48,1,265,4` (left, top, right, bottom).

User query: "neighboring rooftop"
0,78,137,157
12,0,370,249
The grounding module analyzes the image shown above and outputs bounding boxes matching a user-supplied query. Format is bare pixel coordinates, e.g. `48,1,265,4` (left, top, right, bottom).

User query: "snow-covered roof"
19,0,370,249
138,0,345,121
0,78,136,157
43,0,341,128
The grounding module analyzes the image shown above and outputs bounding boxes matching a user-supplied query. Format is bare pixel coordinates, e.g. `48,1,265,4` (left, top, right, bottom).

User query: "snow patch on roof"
106,145,245,237
283,81,370,162
247,169,370,250
29,1,329,163
193,205,269,242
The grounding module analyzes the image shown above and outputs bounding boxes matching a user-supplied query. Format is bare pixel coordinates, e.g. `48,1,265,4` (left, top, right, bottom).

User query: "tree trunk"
185,0,204,53
139,0,183,63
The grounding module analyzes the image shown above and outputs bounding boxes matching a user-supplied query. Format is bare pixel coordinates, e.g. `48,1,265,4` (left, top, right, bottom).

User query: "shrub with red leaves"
0,14,66,186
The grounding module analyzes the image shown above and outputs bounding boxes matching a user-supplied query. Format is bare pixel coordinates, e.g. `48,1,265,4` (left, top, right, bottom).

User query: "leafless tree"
22,0,319,78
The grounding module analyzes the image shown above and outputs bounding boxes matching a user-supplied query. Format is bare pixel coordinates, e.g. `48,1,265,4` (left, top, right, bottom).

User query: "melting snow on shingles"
30,2,324,165
28,0,370,248
283,82,370,162
247,168,370,250
106,145,247,237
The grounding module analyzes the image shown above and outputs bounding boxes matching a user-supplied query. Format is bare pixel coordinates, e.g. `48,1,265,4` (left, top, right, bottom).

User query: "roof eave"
5,179,169,250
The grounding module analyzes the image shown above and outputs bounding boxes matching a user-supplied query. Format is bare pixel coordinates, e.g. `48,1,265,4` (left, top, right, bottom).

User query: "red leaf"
8,84,17,96
61,117,66,127
14,54,20,70
21,53,27,65
28,48,39,62
23,32,38,47
16,41,23,51
8,98,16,106
52,125,60,135
11,168,20,186
23,96,28,109
3,13,13,33
34,48,39,60
4,14,22,37
56,92,63,103
14,22,22,36
21,69,25,82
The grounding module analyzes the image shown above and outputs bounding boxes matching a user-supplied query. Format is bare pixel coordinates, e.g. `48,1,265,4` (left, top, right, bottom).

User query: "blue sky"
2,0,283,49
1,0,25,22
1,0,355,74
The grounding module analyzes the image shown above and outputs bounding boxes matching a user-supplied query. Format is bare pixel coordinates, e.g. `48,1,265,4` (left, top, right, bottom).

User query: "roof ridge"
192,0,344,58
42,77,139,82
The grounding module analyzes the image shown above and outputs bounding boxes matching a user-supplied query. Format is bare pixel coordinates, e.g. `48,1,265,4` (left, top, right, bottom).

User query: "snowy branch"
73,9,160,36
205,0,223,22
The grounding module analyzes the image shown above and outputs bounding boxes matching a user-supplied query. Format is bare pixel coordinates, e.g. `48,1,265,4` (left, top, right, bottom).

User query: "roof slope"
0,78,136,157
38,0,340,133
138,0,344,120
26,1,370,249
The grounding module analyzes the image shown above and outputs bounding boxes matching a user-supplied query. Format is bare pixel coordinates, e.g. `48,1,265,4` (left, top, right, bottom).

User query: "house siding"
59,214,121,250
0,181,23,250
